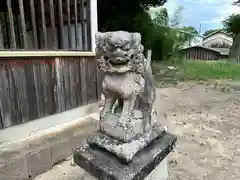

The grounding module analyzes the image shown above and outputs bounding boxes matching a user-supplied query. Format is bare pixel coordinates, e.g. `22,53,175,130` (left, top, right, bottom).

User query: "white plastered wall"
90,0,98,52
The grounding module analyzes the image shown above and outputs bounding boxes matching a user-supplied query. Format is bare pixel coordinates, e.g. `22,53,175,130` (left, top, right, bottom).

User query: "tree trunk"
230,33,240,63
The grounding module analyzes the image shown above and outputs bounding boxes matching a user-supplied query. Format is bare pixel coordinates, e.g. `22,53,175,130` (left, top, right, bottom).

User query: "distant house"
180,31,233,60
180,46,221,60
208,47,230,59
202,31,233,58
203,30,233,48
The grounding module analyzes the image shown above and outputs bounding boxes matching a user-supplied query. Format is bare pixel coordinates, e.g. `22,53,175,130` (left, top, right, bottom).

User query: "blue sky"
151,0,240,34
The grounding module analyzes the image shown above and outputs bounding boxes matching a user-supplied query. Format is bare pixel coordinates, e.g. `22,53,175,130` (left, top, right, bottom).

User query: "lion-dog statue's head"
95,31,145,74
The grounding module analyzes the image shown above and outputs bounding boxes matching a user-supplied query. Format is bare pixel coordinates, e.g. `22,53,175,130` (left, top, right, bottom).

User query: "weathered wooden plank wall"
0,56,100,129
182,47,220,60
0,0,92,50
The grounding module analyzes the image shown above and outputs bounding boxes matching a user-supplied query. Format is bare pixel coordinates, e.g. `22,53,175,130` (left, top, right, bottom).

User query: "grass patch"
181,60,240,80
152,60,240,83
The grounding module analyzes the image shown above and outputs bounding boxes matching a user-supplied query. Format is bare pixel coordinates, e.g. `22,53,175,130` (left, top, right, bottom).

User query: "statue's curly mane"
128,49,146,75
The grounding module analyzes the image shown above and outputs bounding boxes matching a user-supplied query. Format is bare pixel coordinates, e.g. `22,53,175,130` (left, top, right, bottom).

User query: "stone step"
0,110,99,180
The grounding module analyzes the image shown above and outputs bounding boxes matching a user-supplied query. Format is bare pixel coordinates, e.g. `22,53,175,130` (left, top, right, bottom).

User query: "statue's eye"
107,43,114,50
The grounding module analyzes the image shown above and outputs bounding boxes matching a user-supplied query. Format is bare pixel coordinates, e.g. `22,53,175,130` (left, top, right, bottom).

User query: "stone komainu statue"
95,31,158,133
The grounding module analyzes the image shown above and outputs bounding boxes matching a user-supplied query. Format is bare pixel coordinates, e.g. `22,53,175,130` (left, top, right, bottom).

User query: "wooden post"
80,0,86,50
0,22,4,49
147,50,152,63
19,0,28,49
7,0,17,49
40,0,47,48
74,0,79,49
86,0,91,50
67,0,72,49
49,0,57,49
58,0,64,49
30,0,38,48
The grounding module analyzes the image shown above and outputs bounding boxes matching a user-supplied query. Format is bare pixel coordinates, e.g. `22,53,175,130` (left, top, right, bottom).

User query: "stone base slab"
87,127,165,163
74,132,177,180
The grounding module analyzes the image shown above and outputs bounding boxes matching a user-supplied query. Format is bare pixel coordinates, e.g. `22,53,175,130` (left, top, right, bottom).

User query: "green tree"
223,14,240,35
149,5,199,61
150,5,198,60
133,11,157,49
180,26,198,47
97,0,167,53
222,13,240,63
150,8,173,60
98,0,167,32
97,1,193,61
152,8,169,27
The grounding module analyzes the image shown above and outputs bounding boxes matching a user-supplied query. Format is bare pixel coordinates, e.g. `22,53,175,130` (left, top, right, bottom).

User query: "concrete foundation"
0,103,99,180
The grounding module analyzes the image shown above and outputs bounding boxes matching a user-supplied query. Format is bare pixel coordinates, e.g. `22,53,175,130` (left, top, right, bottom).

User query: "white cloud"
201,0,240,25
150,0,240,32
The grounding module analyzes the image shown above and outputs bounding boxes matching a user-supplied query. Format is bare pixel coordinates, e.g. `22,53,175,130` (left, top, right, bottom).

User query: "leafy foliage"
152,8,169,27
133,11,157,49
150,8,173,60
98,1,197,61
222,12,240,62
179,26,199,47
150,6,198,60
223,14,240,35
97,0,167,32
97,0,167,55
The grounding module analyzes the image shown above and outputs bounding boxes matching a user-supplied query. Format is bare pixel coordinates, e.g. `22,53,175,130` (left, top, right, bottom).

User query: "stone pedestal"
73,132,177,180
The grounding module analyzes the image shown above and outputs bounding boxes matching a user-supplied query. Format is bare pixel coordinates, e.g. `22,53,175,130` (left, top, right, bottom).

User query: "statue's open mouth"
109,58,129,67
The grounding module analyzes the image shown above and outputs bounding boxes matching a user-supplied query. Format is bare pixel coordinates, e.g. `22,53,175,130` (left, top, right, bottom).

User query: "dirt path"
34,83,240,180
156,83,240,180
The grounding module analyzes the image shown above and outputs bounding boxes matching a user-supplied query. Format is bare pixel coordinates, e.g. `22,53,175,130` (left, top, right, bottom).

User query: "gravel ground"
159,83,240,180
34,83,240,180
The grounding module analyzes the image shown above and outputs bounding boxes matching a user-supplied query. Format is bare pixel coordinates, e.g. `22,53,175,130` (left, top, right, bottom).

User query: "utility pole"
198,24,202,35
